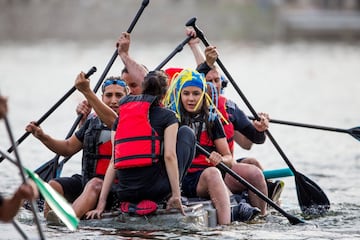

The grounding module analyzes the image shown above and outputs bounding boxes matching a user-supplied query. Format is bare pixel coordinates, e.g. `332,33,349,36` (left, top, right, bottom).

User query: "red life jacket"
96,137,112,176
217,95,234,154
188,122,215,173
114,95,162,169
82,116,113,185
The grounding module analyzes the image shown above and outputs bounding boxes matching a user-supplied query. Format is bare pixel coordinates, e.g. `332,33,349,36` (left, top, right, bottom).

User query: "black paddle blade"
295,172,330,216
34,157,59,182
349,126,360,141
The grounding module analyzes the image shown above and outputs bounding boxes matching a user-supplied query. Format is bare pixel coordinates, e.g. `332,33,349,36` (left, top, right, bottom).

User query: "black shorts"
106,189,120,211
56,174,119,210
55,174,83,203
181,171,203,198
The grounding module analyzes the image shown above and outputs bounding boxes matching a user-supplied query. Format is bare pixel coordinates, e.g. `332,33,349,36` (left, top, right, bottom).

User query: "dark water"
0,41,359,239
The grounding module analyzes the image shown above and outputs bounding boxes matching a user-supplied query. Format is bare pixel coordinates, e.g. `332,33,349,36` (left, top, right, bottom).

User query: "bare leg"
72,178,103,218
239,157,264,170
44,180,64,218
197,167,231,225
224,163,268,215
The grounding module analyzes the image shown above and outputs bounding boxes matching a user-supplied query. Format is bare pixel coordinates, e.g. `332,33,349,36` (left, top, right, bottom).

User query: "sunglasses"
101,79,127,92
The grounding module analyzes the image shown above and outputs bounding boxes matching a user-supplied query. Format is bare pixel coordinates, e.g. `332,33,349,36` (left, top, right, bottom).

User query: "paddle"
2,115,46,239
0,149,79,231
263,168,293,179
50,31,193,178
186,17,330,215
33,0,150,183
12,219,28,240
0,66,97,164
155,19,196,70
155,34,192,70
248,116,360,142
196,144,304,225
34,67,97,182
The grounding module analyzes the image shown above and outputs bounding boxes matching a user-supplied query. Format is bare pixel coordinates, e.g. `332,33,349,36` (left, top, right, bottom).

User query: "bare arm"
0,183,35,222
163,123,185,215
75,71,117,128
213,137,234,168
0,95,8,119
76,100,92,127
25,122,82,156
117,32,148,87
186,27,205,66
233,131,253,150
186,28,219,70
85,131,117,219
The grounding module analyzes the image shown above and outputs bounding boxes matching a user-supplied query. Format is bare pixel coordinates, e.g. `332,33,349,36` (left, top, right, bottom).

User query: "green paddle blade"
24,167,79,230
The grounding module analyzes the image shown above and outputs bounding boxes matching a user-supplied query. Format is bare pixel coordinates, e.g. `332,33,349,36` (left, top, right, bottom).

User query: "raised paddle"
43,30,196,181
32,0,150,184
154,18,197,70
0,66,97,163
0,149,79,231
155,34,192,70
248,116,360,142
29,66,97,184
186,17,330,215
155,20,196,70
196,144,305,225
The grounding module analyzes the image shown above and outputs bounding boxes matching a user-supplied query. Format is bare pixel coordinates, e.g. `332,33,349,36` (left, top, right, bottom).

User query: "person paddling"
186,28,284,206
163,69,263,224
25,77,128,222
85,70,195,219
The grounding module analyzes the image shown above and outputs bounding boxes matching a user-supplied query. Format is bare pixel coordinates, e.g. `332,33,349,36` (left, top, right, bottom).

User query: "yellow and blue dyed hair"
163,68,226,123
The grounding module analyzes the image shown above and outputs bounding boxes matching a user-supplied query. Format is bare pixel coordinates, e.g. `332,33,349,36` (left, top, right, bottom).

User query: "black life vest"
82,116,112,185
114,94,162,169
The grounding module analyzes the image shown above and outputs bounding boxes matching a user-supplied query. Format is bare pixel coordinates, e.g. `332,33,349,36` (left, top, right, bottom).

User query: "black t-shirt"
210,117,227,140
112,105,179,202
192,116,226,154
226,99,266,144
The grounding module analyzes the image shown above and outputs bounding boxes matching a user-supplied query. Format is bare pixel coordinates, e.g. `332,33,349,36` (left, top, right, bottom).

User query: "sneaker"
267,180,285,204
23,198,45,212
46,210,64,226
231,202,261,222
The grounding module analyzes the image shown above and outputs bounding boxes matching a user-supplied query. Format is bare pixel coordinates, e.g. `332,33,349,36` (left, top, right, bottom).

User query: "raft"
49,168,290,230
79,199,219,231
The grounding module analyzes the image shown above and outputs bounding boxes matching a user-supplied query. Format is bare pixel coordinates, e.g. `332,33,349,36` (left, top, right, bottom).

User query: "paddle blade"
295,172,330,215
34,157,58,182
26,157,60,212
25,168,79,230
349,126,360,141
